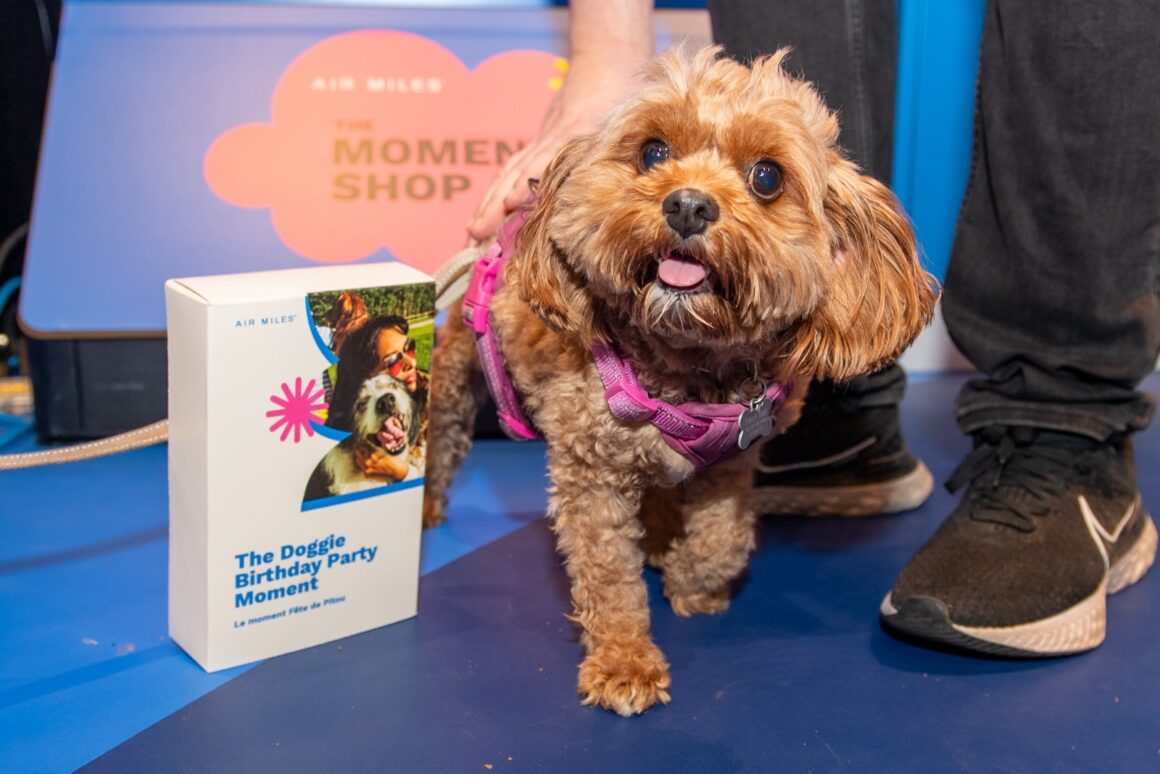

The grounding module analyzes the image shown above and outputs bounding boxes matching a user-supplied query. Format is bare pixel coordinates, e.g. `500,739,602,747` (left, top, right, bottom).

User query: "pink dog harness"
462,211,539,441
590,342,792,470
461,213,791,470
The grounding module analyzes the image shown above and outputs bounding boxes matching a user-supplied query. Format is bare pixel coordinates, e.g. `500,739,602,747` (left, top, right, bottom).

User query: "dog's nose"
663,188,719,238
376,395,396,415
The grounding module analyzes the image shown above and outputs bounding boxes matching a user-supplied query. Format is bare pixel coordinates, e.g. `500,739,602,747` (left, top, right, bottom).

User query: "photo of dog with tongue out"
303,296,432,505
423,46,938,716
304,372,421,501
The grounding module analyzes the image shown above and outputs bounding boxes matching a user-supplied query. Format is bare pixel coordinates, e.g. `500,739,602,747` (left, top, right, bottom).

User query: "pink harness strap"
591,341,791,470
461,210,537,441
463,211,790,467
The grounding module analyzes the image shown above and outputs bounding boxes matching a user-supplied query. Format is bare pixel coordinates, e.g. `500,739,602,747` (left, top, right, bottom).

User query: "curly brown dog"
423,46,937,716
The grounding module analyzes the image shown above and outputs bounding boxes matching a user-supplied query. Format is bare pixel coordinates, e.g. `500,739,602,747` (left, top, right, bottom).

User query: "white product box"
166,262,434,671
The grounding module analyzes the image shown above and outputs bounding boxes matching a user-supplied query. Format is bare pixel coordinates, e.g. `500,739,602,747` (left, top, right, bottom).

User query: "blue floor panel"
0,437,541,773
3,374,1159,772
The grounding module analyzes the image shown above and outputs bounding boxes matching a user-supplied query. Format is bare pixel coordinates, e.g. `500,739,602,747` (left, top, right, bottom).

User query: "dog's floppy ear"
786,158,938,381
506,137,594,336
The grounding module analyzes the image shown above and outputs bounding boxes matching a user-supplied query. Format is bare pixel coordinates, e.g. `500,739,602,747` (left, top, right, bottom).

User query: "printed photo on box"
302,283,434,506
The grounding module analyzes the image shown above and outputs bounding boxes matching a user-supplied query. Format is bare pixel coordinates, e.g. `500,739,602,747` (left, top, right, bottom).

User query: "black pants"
710,0,1160,440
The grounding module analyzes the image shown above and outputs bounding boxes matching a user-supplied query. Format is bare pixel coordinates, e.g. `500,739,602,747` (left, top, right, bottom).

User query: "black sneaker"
754,383,932,517
880,427,1157,656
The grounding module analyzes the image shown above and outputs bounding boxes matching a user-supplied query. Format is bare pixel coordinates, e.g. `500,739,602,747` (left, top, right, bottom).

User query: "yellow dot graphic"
549,57,569,91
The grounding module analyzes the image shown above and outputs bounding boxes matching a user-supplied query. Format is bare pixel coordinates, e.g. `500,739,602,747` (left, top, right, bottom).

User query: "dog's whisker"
684,304,715,330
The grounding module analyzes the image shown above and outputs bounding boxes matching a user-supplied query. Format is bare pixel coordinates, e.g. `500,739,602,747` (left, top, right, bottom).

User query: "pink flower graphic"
267,377,327,443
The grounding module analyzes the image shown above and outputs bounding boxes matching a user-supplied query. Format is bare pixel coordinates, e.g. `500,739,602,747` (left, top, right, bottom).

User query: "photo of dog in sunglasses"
303,289,433,504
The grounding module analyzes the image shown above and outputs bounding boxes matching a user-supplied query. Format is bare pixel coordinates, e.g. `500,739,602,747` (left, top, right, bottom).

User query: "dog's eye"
639,140,671,172
747,160,784,201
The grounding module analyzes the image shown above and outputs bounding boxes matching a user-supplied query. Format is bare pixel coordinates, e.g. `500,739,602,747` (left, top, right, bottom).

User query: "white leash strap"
0,420,171,471
0,250,481,470
434,245,486,313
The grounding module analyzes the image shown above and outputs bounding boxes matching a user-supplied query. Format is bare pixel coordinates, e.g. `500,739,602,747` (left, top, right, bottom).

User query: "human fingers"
466,146,533,242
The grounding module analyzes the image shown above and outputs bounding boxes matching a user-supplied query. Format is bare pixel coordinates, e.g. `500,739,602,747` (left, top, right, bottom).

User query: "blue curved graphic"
309,420,350,442
305,296,340,364
300,477,424,512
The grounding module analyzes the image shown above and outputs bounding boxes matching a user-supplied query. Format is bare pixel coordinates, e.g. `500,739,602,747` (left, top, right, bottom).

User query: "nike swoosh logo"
1078,494,1139,570
757,436,876,475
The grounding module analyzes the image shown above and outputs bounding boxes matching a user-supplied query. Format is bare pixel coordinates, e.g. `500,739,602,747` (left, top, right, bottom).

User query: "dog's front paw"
667,588,731,618
421,498,446,529
578,640,672,716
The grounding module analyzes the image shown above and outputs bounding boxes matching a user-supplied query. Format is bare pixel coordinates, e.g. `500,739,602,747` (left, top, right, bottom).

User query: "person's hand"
467,0,653,243
467,69,634,243
355,445,410,483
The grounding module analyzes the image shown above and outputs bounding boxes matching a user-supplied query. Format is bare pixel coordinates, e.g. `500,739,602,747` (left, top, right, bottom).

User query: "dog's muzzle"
372,394,409,455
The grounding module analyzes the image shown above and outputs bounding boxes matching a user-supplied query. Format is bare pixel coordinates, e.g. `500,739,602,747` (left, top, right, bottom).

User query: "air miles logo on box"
233,313,298,330
203,30,562,274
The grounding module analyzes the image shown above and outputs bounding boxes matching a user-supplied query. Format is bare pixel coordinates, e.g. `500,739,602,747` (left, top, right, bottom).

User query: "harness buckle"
462,246,503,335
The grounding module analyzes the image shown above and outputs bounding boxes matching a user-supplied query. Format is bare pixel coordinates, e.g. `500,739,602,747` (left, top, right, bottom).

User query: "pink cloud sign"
205,30,562,273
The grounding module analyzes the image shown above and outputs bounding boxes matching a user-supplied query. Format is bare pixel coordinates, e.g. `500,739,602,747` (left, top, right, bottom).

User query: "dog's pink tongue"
657,255,707,289
377,416,405,448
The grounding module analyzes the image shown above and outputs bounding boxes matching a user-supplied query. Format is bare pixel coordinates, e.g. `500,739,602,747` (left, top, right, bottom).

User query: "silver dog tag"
737,394,774,450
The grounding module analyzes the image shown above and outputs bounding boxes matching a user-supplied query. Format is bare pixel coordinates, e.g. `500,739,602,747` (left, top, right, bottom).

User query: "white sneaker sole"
755,461,933,518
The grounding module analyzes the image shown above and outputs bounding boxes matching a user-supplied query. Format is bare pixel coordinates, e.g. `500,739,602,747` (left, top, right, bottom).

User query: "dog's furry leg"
657,460,757,617
640,484,687,569
422,300,487,528
550,454,671,716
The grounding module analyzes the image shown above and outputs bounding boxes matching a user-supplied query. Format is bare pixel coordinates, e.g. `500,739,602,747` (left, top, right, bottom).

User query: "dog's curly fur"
423,47,938,716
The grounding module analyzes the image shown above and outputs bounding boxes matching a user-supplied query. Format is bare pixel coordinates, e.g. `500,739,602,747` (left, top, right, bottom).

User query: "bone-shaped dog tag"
737,394,774,450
